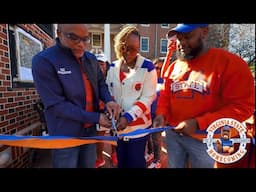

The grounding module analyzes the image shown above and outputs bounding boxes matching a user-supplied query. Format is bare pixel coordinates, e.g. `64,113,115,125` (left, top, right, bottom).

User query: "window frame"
160,38,168,53
9,25,43,88
140,37,149,52
91,33,102,48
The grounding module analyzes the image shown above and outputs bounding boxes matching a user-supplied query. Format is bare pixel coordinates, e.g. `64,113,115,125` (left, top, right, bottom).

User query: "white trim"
141,24,150,27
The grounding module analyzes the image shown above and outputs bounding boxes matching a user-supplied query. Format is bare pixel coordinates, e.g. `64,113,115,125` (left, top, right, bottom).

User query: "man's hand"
116,116,128,131
167,35,177,51
153,114,166,128
161,36,177,78
174,119,199,136
105,101,120,120
99,113,112,128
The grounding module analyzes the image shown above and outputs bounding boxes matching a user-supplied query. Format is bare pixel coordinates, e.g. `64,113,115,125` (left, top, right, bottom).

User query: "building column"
104,24,111,62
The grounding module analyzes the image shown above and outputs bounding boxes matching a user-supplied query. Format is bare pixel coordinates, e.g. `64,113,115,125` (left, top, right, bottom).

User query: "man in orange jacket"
154,24,255,168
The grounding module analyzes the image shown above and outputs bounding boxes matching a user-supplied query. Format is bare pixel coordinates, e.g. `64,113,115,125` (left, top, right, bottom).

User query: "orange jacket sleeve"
196,52,255,130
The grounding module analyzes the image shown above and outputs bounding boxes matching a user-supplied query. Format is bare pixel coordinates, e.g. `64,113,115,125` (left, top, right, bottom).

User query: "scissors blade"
111,117,118,136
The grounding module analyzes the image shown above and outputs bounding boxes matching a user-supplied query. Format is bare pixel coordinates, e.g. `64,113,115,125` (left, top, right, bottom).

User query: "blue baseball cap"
96,53,108,62
167,24,208,38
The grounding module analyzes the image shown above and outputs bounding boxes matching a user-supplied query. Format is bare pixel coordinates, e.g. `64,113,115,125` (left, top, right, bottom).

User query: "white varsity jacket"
106,54,157,138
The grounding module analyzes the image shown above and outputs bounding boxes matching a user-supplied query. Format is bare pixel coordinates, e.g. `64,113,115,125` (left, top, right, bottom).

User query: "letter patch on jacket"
57,68,72,75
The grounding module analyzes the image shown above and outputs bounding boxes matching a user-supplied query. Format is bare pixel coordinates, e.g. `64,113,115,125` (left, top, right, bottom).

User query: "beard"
176,37,204,61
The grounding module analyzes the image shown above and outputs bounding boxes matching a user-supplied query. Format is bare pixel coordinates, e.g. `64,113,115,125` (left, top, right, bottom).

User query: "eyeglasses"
122,45,139,53
63,32,90,44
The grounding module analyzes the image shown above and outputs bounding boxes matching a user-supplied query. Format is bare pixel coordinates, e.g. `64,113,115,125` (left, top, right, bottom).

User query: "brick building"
87,24,234,61
0,24,54,168
87,24,177,61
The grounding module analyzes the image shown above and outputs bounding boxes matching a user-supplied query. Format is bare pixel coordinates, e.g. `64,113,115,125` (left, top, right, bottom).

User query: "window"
160,38,168,53
140,37,149,52
9,25,43,87
92,33,102,47
161,24,169,28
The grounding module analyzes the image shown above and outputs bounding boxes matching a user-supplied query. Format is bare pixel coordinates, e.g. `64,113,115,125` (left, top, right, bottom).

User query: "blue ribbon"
0,126,174,149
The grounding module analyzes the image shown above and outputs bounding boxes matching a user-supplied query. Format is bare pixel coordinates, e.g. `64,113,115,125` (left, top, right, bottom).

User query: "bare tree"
207,24,230,49
228,24,255,66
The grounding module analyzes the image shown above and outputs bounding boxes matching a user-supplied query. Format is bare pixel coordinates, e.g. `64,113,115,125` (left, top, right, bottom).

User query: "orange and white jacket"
106,54,157,138
156,48,255,140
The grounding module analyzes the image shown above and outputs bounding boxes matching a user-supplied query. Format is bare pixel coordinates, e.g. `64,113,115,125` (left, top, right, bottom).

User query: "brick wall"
0,24,54,168
137,24,176,60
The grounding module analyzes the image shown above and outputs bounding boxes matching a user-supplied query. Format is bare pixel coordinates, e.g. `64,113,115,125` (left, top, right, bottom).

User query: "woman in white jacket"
106,25,157,168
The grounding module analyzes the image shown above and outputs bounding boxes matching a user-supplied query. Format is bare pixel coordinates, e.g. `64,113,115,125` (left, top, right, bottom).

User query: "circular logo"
134,82,142,91
203,118,251,164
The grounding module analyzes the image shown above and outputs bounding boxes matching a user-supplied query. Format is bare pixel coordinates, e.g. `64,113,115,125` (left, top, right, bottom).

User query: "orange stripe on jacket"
128,113,151,126
134,101,147,113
